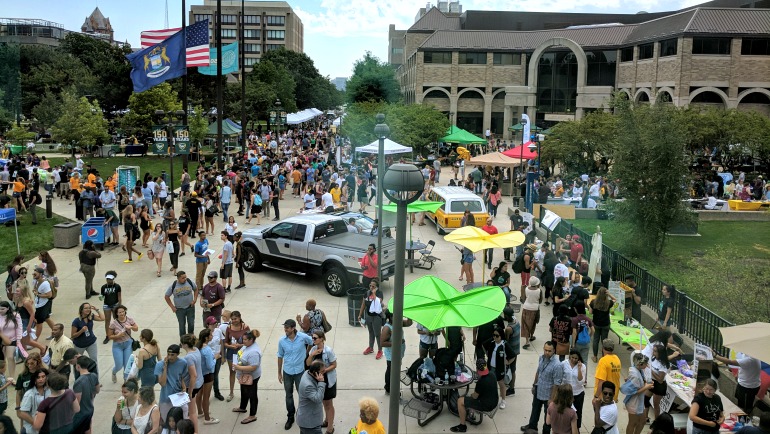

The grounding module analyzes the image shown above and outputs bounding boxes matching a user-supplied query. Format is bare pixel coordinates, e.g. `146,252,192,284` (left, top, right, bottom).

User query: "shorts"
323,382,337,401
103,303,120,311
464,396,494,413
520,272,531,286
493,366,506,381
72,412,92,433
652,379,667,396
181,184,190,193
251,204,262,215
203,373,214,384
192,386,202,398
34,302,52,324
419,341,438,352
220,264,233,278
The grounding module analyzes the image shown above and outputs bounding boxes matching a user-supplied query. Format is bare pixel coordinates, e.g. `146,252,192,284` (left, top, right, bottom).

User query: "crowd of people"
1,128,769,434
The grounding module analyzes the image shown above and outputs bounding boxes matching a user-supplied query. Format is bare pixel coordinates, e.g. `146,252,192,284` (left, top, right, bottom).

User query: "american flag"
140,19,210,67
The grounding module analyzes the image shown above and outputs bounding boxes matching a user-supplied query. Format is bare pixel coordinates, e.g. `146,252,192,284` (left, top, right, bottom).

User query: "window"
293,224,307,241
265,44,283,52
458,52,487,65
423,51,451,64
741,38,770,55
270,222,294,239
194,14,212,23
266,30,285,40
659,38,677,57
638,43,654,60
266,15,285,26
244,43,260,53
493,53,521,65
620,47,633,62
243,15,260,25
244,57,259,66
221,15,236,24
220,29,236,38
692,37,731,55
243,29,260,39
391,47,403,54
449,200,483,213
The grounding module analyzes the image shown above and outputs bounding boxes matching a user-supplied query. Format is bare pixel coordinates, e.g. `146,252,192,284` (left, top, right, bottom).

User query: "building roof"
81,7,112,33
417,8,770,51
410,7,461,32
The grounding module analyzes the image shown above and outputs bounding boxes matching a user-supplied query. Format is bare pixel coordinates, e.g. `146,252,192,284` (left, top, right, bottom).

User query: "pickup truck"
240,214,396,296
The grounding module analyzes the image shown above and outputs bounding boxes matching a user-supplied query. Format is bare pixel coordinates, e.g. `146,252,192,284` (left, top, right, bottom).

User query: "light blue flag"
126,29,186,93
197,42,239,75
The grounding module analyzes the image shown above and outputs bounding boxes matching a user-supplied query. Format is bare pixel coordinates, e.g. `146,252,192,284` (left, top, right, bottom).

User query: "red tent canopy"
503,143,538,160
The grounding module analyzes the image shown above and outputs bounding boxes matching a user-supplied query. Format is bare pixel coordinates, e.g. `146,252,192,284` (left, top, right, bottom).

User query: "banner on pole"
152,125,169,154
197,42,239,75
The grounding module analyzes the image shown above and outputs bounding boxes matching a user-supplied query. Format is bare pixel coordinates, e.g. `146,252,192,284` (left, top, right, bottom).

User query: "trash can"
346,286,366,326
53,222,82,249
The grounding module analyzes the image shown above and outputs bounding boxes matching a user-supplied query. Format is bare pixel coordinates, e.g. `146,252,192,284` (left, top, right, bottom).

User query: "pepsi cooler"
81,217,108,250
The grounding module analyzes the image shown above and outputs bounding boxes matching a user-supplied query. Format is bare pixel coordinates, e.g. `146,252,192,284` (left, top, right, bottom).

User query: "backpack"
119,193,129,206
512,253,526,274
433,347,459,379
576,320,591,345
48,277,58,300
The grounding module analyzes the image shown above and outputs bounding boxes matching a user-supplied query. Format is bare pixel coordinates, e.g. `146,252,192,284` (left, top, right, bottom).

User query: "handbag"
556,341,570,356
166,240,174,253
146,250,155,260
131,337,141,352
591,426,614,434
238,372,254,385
321,310,332,333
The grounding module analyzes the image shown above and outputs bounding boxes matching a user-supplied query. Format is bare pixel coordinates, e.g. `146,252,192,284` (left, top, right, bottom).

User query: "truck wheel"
242,246,263,272
323,267,348,297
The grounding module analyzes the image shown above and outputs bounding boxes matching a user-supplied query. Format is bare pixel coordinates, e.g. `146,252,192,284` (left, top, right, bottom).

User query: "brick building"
391,1,770,139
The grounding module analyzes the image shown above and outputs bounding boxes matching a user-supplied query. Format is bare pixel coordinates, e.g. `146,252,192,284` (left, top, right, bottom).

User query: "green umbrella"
387,275,506,330
509,122,543,132
378,201,443,243
440,129,486,145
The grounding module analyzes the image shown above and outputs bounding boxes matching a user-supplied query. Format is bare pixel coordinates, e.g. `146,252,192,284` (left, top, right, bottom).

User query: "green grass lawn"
571,218,770,323
0,210,71,268
47,155,195,183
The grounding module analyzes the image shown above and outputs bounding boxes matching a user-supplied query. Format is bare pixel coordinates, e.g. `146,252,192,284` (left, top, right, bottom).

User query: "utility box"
53,222,81,249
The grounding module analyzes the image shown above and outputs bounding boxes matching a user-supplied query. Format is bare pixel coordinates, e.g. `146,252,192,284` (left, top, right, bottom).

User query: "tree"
388,103,449,155
0,90,12,133
3,124,36,144
540,110,618,176
120,82,182,137
610,97,693,257
339,101,387,146
51,91,109,148
260,48,340,109
0,44,21,130
31,91,62,133
188,105,209,148
346,52,400,104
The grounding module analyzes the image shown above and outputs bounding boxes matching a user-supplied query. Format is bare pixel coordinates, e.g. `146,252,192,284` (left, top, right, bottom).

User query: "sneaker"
123,259,132,263
112,372,117,383
450,424,467,433
376,350,383,360
499,399,506,409
203,418,220,425
505,388,515,396
137,253,143,260
214,394,225,401
363,347,373,355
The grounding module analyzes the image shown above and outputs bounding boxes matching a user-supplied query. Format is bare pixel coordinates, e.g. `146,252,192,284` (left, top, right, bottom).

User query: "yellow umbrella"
445,226,526,281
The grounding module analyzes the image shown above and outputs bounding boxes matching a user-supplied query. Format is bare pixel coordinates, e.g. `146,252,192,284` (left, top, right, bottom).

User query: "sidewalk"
12,189,632,433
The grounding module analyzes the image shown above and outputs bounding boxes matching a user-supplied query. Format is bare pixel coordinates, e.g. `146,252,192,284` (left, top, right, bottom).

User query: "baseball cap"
167,344,181,354
283,319,297,328
476,357,487,370
191,192,198,197
207,271,218,278
34,267,45,274
205,316,218,325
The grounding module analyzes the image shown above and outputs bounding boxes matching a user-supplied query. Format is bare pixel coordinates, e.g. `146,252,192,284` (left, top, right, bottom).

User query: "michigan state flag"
127,28,186,92
198,42,239,76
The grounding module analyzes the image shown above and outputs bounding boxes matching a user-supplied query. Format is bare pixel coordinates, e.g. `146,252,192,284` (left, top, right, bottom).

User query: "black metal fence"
539,211,734,354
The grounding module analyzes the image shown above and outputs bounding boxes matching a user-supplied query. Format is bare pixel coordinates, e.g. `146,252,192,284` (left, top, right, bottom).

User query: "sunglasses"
208,277,217,279
312,336,320,340
20,271,27,275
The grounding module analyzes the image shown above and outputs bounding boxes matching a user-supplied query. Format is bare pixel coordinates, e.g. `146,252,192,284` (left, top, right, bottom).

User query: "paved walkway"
8,182,633,433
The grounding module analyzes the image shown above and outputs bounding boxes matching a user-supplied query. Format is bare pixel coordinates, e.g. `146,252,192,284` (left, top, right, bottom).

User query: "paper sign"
541,210,561,231
608,281,625,317
658,385,677,413
169,392,191,407
693,343,713,374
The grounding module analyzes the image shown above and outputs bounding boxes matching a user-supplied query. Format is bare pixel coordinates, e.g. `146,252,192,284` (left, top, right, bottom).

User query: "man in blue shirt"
277,319,312,430
193,231,210,291
521,340,563,434
155,344,191,424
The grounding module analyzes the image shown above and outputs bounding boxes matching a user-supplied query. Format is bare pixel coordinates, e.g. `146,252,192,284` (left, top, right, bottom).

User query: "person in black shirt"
63,348,99,381
625,274,645,322
689,378,724,433
100,272,122,344
473,316,505,360
451,357,499,432
185,193,202,238
655,285,676,330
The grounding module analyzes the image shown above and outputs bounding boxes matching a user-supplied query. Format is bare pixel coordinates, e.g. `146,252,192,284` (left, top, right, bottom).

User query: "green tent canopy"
509,122,543,132
206,120,241,136
440,127,486,144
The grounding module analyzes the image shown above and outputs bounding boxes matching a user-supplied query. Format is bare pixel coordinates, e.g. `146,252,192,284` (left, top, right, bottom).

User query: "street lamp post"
374,114,390,282
154,109,187,206
382,164,424,434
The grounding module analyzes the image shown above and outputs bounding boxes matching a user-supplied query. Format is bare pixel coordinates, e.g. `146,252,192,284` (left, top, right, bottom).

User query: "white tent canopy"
286,108,323,125
355,138,413,155
333,117,342,127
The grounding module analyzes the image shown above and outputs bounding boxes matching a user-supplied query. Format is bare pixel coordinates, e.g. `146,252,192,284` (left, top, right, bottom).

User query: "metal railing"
538,209,734,354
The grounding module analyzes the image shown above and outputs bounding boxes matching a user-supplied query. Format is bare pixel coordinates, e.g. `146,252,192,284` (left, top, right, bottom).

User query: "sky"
4,0,704,79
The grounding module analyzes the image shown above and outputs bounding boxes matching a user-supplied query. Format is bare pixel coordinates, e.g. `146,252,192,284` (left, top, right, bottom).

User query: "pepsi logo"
86,228,98,238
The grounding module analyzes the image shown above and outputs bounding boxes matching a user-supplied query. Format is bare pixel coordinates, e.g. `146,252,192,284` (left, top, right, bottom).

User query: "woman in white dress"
132,386,160,434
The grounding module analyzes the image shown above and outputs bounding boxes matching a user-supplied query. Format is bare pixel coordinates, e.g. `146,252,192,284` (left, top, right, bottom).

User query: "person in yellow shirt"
330,183,341,204
594,339,622,402
104,176,116,192
291,168,302,198
69,172,82,205
355,397,385,434
0,177,28,211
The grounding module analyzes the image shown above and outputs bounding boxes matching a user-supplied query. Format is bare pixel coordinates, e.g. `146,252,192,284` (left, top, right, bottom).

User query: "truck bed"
313,233,396,252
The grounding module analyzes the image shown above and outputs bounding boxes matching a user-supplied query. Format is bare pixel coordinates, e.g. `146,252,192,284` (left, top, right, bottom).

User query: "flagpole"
216,0,223,169
181,0,189,173
240,0,246,156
